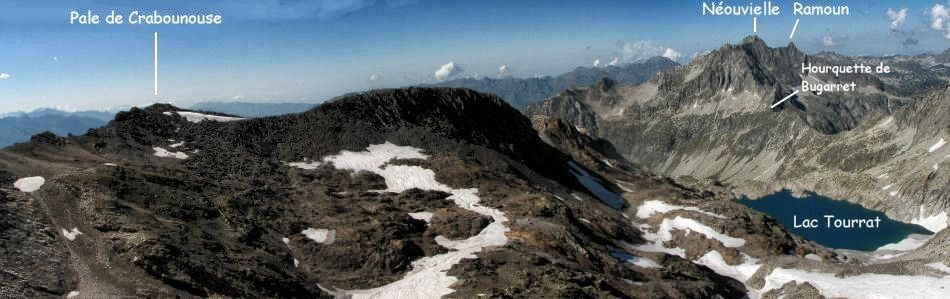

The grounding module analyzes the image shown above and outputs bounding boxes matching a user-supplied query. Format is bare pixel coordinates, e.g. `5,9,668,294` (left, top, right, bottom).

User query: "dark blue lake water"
736,190,933,251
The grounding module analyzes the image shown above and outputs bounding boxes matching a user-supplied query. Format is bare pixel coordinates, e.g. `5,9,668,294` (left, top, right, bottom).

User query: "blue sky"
0,0,947,113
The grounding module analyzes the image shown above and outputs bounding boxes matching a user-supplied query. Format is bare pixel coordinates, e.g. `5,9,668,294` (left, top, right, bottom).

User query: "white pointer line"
789,18,800,39
153,32,158,96
753,17,757,33
771,90,800,108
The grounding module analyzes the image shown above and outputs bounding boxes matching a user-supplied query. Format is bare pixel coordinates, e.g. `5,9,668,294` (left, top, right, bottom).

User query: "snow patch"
305,142,509,298
566,162,624,209
103,163,117,167
759,268,950,298
635,200,725,219
62,227,82,241
634,226,687,258
889,191,898,197
164,111,244,123
882,184,893,190
13,176,45,192
877,236,928,251
609,248,662,268
287,161,322,170
67,291,79,298
153,147,189,159
408,212,434,223
301,228,335,244
926,262,950,275
294,259,300,268
804,254,822,261
928,138,945,153
169,141,185,148
282,237,290,245
695,251,761,282
911,206,949,233
654,216,746,247
616,180,635,192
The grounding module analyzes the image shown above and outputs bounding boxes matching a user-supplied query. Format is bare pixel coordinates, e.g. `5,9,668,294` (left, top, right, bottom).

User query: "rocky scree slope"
0,87,780,298
525,36,950,231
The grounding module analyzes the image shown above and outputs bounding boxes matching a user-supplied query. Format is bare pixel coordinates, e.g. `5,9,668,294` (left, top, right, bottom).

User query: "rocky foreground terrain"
1,87,948,298
525,36,950,231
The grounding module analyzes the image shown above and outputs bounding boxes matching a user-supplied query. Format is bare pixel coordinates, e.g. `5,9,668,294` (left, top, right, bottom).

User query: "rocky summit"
1,84,948,298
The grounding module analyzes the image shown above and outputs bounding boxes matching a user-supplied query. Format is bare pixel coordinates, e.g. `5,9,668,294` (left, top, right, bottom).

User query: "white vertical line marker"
789,18,800,39
153,32,158,96
770,90,800,108
753,17,757,33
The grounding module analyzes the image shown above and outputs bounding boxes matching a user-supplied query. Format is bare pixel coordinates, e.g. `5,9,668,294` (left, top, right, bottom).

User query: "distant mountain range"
0,108,117,121
427,56,678,108
0,114,107,147
189,102,316,118
0,102,318,148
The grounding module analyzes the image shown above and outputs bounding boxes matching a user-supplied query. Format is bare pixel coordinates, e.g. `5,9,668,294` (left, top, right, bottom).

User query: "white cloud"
434,62,462,81
618,40,682,63
607,57,619,66
662,48,681,61
369,73,381,81
929,4,950,39
886,8,908,31
619,40,664,62
593,59,601,67
822,35,836,46
52,56,59,62
498,65,511,77
0,73,10,80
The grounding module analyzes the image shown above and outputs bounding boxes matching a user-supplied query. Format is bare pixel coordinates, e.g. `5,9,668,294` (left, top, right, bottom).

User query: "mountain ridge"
525,36,950,229
428,56,678,108
2,86,948,297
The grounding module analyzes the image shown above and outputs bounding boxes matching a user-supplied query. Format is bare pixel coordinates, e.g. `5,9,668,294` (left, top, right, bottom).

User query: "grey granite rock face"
525,36,949,227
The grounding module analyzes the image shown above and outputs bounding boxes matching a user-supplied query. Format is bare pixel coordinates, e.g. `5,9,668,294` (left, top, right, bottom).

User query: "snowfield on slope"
912,206,949,233
635,200,725,219
653,216,746,247
163,111,245,123
695,250,761,283
760,268,950,298
291,142,509,298
631,200,950,298
567,162,624,209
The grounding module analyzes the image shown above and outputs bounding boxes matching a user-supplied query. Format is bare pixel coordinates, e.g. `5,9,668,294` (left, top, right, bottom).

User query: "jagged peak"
740,35,767,47
642,56,678,65
785,41,800,53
